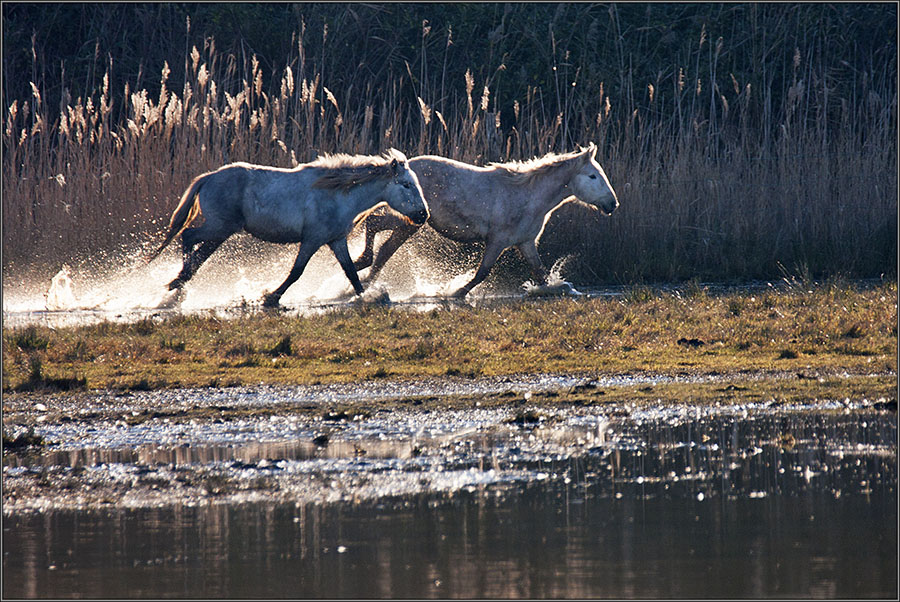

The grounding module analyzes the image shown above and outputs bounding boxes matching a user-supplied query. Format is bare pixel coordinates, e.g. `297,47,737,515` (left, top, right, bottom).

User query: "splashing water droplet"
522,255,582,297
547,254,576,285
45,266,77,310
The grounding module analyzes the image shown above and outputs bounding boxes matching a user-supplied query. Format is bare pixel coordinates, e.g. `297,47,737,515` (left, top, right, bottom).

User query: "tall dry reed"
2,17,896,289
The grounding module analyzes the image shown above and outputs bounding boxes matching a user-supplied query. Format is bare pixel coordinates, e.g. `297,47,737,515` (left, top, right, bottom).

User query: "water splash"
5,239,368,315
45,266,77,310
523,255,582,296
351,236,476,300
355,282,392,305
7,236,593,326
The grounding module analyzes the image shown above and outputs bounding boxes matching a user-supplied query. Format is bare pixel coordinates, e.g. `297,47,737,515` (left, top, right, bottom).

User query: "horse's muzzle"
408,208,429,225
598,194,619,216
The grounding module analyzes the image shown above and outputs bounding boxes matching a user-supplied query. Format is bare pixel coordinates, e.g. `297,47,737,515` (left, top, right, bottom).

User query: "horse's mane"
311,149,407,192
490,146,591,186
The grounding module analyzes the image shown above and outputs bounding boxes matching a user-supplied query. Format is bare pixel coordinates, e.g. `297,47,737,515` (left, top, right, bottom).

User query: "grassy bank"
3,281,896,395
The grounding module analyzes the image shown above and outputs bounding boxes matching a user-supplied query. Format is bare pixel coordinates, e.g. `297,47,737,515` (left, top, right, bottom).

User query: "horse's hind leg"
353,213,410,272
451,239,507,298
516,241,549,285
168,236,225,290
353,220,379,271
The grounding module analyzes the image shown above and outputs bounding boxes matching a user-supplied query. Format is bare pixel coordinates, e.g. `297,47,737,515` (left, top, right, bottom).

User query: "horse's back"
409,155,494,178
408,156,515,242
193,162,320,242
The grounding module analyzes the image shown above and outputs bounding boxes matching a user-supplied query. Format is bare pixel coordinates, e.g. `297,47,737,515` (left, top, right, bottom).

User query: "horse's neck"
346,179,388,215
529,162,580,210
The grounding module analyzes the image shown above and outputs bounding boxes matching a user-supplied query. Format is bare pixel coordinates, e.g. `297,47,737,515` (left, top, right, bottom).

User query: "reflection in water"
2,408,896,598
3,438,421,470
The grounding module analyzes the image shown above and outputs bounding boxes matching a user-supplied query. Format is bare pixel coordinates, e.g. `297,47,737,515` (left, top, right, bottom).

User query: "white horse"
148,149,428,307
353,143,617,297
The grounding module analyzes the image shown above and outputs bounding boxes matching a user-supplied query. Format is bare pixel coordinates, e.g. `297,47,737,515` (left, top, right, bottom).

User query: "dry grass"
2,18,896,288
3,281,896,393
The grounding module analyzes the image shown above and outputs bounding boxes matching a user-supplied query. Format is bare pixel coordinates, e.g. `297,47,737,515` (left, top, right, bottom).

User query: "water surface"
3,401,896,598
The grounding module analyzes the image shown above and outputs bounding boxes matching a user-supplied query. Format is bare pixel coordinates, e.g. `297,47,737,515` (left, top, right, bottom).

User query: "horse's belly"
428,206,488,242
247,229,303,244
243,215,304,244
432,222,484,243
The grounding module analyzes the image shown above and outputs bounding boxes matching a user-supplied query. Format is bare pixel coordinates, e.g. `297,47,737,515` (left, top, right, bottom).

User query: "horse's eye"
588,174,597,180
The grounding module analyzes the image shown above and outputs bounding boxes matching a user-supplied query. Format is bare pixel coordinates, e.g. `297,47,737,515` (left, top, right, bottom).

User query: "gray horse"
149,149,428,307
354,144,617,297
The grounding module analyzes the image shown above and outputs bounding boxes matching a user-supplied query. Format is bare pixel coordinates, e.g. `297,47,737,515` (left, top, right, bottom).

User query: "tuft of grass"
370,367,392,379
132,318,157,337
841,324,865,339
266,335,293,357
160,337,186,352
233,356,262,368
14,355,87,392
9,327,50,351
225,342,255,357
681,279,710,300
624,285,656,304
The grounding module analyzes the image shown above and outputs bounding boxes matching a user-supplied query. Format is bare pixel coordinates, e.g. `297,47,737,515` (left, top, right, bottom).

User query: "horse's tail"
146,174,207,263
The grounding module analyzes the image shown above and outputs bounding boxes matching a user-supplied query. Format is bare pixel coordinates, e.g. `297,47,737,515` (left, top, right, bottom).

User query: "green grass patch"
2,282,896,393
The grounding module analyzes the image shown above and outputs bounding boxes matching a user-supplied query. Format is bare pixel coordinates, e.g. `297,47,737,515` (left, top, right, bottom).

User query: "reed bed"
3,7,896,289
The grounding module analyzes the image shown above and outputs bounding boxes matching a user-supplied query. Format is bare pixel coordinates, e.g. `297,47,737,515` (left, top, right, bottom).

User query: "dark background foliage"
5,3,894,140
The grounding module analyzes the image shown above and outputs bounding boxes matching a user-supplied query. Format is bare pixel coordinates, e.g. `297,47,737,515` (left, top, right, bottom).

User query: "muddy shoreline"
3,368,896,514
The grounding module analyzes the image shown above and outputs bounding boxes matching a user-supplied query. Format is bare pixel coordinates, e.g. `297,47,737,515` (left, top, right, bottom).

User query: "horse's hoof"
156,288,185,309
357,287,391,306
261,293,281,308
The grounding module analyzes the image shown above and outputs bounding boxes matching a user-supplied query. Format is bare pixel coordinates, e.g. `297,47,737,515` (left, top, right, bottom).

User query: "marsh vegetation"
2,4,896,291
3,280,895,395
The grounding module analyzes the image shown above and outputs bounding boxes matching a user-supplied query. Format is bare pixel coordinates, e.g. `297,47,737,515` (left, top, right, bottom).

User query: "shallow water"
3,398,896,598
3,243,794,330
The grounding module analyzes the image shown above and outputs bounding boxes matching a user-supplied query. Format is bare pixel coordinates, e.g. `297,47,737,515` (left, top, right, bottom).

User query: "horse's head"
569,143,618,215
383,149,429,225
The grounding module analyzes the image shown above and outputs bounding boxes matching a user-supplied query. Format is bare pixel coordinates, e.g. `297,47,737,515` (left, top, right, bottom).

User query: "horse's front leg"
329,237,365,296
362,222,419,283
353,221,378,271
451,239,507,298
263,242,319,307
516,241,549,285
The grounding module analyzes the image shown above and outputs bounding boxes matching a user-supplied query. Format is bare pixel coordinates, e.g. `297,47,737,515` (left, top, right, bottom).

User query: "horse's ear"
577,145,593,165
390,157,400,174
586,142,597,158
388,147,408,162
